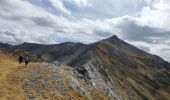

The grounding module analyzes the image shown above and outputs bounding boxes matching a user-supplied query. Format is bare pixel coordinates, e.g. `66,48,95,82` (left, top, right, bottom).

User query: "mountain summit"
1,35,170,99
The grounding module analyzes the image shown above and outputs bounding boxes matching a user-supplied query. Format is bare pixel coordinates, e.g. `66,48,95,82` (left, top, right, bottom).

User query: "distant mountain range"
0,43,12,49
4,42,85,62
1,35,170,99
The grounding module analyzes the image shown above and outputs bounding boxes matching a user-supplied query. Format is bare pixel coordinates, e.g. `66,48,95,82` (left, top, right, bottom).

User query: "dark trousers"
25,61,29,65
19,60,22,64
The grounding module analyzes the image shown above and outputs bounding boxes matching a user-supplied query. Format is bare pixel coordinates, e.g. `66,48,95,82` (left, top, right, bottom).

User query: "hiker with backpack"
25,55,30,65
18,55,30,65
18,56,23,64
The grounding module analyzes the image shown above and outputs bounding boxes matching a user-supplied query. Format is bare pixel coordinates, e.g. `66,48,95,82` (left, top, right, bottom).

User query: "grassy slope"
94,43,170,100
0,52,111,100
0,52,26,100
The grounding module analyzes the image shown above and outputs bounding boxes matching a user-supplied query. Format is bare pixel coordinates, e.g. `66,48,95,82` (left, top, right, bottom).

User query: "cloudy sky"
0,0,170,61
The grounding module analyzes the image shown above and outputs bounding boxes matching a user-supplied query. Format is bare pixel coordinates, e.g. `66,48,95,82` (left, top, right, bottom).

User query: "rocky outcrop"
76,58,121,99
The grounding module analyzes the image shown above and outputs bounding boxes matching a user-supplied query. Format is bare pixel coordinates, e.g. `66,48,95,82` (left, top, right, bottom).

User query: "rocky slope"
0,52,111,100
67,35,170,100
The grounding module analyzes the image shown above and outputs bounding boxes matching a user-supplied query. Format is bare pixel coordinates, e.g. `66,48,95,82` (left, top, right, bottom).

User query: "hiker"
19,56,23,64
25,55,30,65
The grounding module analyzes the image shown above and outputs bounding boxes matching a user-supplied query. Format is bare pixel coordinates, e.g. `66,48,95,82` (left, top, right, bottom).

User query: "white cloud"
0,0,170,61
49,0,71,15
71,0,92,6
137,0,170,31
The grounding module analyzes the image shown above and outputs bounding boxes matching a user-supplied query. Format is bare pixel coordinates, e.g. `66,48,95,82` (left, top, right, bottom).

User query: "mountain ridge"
0,35,164,61
0,43,12,49
1,35,170,99
1,35,165,61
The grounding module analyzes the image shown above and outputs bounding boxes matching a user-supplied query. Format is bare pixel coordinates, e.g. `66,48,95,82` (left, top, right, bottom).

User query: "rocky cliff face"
67,36,170,100
1,35,170,100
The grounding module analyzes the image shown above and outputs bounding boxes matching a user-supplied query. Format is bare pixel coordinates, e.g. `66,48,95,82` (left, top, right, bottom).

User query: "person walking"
19,56,23,64
25,55,30,66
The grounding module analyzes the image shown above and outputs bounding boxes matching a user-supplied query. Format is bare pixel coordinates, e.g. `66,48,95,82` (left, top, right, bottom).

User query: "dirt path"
0,52,26,100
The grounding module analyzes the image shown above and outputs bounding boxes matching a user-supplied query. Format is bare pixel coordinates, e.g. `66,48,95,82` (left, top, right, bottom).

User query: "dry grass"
157,89,170,100
0,52,38,100
127,77,157,100
95,47,112,65
137,67,154,79
0,52,25,100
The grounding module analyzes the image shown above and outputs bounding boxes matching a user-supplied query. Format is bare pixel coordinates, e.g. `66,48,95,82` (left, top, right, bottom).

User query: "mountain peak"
102,35,124,45
110,35,118,39
105,35,121,41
